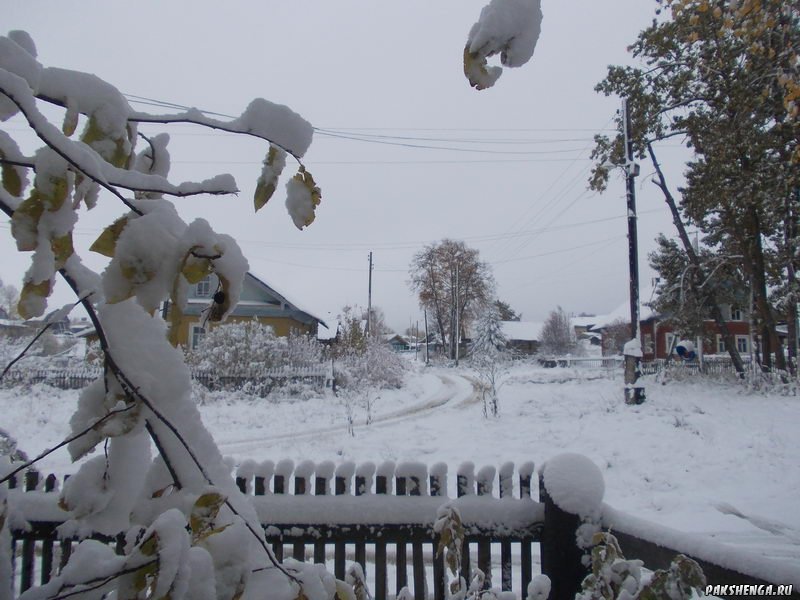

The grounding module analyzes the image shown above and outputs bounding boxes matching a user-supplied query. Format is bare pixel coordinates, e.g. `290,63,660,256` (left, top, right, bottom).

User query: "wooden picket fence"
0,366,332,396
7,461,799,600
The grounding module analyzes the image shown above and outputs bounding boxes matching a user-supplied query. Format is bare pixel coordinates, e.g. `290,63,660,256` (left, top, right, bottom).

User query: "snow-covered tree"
0,278,18,319
0,1,544,595
539,306,576,356
0,28,330,600
470,303,510,417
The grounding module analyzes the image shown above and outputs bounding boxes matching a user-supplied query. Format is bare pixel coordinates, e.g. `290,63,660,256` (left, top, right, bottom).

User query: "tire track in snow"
217,373,479,455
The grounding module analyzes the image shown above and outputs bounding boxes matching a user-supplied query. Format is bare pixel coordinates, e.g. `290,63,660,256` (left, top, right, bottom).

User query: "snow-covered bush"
186,320,327,398
577,532,706,600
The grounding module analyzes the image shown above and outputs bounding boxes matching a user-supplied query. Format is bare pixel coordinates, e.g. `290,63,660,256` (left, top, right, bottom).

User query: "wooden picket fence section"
7,461,799,600
234,459,541,599
8,462,542,600
0,366,332,396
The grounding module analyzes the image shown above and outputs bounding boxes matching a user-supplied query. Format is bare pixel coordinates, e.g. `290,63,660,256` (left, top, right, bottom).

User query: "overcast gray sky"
3,1,690,332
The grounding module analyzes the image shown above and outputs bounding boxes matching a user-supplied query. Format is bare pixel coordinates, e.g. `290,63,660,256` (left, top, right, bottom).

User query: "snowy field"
3,359,799,575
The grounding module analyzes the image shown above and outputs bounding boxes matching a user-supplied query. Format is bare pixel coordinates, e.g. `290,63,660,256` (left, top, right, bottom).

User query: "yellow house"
168,272,326,349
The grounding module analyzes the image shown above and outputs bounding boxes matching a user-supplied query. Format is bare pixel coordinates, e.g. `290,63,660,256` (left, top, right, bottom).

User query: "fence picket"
12,459,790,600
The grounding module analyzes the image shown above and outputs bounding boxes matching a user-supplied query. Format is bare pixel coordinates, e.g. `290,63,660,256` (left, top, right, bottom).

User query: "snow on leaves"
465,0,543,89
254,145,287,212
285,166,322,230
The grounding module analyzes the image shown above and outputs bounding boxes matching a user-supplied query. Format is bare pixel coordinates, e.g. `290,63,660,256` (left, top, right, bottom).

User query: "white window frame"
665,332,677,355
190,325,206,350
196,276,211,298
716,334,726,353
735,335,749,354
730,306,743,321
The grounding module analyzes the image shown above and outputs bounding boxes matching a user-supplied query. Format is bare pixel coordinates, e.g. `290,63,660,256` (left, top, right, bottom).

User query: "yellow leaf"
254,146,285,212
0,155,23,197
181,256,213,284
51,233,74,270
140,532,159,556
18,279,52,320
81,114,132,168
90,216,130,258
463,46,499,91
11,192,44,251
334,580,357,600
62,107,79,137
190,491,227,539
37,175,70,212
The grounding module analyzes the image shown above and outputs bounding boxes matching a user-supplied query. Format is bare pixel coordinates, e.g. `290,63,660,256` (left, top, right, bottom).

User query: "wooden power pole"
622,99,645,405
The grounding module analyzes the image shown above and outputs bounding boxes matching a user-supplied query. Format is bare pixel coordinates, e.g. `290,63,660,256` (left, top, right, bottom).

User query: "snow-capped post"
621,98,645,405
539,453,605,600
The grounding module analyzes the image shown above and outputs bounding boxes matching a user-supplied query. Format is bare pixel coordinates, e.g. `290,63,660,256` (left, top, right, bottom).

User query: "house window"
716,335,726,353
196,276,211,298
191,325,206,350
643,333,653,355
736,335,749,354
730,306,743,321
665,333,677,355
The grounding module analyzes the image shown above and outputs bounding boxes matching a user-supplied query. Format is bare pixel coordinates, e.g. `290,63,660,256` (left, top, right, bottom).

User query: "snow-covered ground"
3,359,799,572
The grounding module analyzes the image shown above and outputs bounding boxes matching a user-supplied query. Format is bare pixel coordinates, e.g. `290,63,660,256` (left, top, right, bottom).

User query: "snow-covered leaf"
254,145,286,212
89,216,130,258
285,166,321,230
18,277,51,319
189,490,227,542
10,192,43,251
465,0,542,89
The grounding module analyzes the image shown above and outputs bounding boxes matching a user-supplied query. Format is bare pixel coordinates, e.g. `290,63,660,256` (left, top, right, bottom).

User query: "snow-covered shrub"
344,339,406,390
577,532,706,600
186,320,326,397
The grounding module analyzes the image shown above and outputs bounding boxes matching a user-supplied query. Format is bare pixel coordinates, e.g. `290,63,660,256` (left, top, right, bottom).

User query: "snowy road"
216,372,478,456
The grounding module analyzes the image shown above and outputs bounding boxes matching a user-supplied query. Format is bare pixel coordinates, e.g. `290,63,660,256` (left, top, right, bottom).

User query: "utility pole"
622,99,645,404
366,251,373,338
454,264,460,366
424,309,430,365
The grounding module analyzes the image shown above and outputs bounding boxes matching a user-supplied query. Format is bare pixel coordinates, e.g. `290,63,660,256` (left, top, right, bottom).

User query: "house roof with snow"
184,272,327,329
590,284,659,330
501,320,543,342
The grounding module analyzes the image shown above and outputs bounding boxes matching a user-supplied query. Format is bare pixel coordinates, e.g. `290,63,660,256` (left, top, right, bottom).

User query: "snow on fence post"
397,462,429,598
499,462,515,591
374,461,395,600
539,453,605,600
457,461,475,497
236,459,257,494
430,462,447,497
355,462,375,496
354,462,375,576
294,460,315,496
20,471,40,591
314,461,335,564
334,462,355,579
254,460,274,495
476,466,496,589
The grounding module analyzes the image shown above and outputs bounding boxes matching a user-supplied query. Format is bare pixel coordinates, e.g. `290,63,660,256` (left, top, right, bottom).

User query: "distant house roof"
590,283,659,330
246,273,327,328
501,321,543,342
185,272,327,329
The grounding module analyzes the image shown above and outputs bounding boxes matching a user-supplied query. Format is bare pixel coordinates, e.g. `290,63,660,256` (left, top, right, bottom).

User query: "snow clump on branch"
464,0,542,89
